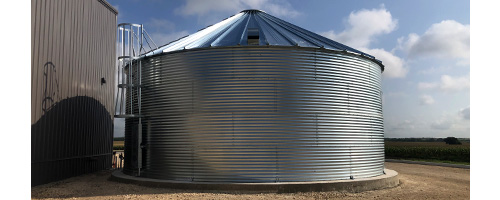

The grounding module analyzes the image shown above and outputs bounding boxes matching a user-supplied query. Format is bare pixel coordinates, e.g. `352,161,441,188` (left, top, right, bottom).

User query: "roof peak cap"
240,9,265,13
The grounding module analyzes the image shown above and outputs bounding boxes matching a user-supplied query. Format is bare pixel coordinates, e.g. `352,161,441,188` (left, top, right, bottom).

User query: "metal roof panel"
144,10,381,66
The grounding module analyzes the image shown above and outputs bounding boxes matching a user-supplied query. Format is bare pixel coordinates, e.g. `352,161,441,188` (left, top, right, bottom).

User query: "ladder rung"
118,84,142,88
118,56,140,60
115,114,144,118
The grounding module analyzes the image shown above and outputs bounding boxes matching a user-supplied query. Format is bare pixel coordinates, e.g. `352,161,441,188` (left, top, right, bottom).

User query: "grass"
387,158,470,166
113,141,124,150
113,141,124,146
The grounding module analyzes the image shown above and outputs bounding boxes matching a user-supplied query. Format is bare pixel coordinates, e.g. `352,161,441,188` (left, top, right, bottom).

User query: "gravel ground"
31,162,469,200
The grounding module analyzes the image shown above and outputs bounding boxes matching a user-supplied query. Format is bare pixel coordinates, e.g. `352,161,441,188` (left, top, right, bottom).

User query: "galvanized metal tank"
124,10,385,183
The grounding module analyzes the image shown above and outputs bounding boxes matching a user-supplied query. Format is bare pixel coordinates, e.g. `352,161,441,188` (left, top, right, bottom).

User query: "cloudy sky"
108,0,470,138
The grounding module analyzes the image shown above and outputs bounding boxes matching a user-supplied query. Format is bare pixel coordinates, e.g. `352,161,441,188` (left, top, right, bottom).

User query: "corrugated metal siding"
31,0,116,186
124,47,384,182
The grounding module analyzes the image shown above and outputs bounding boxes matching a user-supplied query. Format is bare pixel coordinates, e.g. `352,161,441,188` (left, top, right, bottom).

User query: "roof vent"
247,28,259,45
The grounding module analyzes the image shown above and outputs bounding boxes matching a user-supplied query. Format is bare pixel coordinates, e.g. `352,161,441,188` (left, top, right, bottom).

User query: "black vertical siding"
31,0,117,186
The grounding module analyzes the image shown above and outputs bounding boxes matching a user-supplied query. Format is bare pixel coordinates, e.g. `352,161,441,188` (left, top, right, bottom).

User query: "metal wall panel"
31,0,117,186
124,47,384,182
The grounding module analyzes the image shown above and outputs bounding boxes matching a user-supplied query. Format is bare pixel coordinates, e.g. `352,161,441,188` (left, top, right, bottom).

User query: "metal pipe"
114,28,121,115
128,26,133,115
137,24,144,176
119,27,125,115
143,29,158,49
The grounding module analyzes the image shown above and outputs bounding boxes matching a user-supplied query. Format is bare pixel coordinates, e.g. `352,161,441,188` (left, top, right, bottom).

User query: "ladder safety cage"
114,23,158,177
115,23,157,118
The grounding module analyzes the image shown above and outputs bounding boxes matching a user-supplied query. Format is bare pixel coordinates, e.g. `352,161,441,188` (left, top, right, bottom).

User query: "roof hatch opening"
247,28,259,45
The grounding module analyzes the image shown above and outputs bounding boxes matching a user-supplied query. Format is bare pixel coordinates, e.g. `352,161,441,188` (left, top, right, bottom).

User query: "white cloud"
398,20,470,62
147,18,176,32
459,106,470,120
149,31,190,46
385,92,407,98
418,74,470,92
114,118,125,137
386,110,470,137
417,82,438,90
419,95,435,105
140,18,191,47
319,6,406,79
319,30,336,42
417,65,453,75
175,0,300,18
388,120,415,131
430,119,452,130
176,0,240,16
440,75,470,91
264,1,300,18
430,107,470,131
319,5,397,49
360,48,408,78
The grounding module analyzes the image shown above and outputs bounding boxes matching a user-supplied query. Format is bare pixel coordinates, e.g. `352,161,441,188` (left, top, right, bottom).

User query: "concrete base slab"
110,169,399,193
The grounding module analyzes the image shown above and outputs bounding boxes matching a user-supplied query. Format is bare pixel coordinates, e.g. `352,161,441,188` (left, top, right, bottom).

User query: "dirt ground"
31,162,469,200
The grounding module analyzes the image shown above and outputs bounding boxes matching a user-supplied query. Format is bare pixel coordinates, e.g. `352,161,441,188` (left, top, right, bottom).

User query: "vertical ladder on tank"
114,23,157,176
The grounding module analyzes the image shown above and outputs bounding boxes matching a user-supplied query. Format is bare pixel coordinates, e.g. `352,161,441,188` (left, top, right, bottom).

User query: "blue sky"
109,0,470,138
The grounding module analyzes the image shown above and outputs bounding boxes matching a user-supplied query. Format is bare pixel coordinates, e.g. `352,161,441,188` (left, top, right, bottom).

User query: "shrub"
444,137,462,145
113,146,124,150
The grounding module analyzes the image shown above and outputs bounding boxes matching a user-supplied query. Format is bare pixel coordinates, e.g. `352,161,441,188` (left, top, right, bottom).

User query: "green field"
385,141,470,164
385,141,470,147
113,141,124,150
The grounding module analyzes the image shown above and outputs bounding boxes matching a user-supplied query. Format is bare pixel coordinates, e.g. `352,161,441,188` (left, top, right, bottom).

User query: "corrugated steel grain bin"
31,0,117,186
124,10,385,182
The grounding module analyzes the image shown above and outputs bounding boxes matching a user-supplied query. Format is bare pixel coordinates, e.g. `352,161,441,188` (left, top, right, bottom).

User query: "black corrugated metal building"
31,0,117,186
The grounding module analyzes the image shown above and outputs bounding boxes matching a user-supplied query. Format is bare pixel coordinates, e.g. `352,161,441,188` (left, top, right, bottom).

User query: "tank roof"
240,9,265,13
144,10,382,65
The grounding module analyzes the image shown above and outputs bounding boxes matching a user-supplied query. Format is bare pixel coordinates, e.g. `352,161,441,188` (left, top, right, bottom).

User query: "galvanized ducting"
123,10,385,183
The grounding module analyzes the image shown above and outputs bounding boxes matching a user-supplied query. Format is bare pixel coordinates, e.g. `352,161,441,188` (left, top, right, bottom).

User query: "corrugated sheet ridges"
31,0,116,186
124,47,385,182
